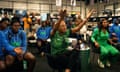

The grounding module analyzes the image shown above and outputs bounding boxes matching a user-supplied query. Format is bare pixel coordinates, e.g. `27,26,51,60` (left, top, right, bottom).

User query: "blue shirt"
37,26,52,40
109,24,120,42
0,31,14,59
6,29,27,56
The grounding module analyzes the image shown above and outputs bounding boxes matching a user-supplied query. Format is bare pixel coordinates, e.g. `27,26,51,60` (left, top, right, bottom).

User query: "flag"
71,0,76,6
56,0,62,6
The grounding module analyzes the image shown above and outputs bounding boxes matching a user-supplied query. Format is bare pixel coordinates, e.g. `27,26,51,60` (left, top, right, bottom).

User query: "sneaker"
98,59,105,68
106,61,111,67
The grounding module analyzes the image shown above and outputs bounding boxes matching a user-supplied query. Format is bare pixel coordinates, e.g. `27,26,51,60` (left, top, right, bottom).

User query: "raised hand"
59,9,67,19
86,9,95,19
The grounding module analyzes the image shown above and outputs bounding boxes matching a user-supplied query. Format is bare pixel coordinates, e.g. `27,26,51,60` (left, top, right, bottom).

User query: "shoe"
106,60,111,67
98,59,105,68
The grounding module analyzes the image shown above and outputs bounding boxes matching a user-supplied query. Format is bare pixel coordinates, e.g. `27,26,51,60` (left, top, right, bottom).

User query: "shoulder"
93,28,99,31
65,29,71,35
19,30,26,35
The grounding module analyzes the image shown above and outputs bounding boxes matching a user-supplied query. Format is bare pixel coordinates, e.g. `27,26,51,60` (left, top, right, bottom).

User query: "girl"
91,18,120,68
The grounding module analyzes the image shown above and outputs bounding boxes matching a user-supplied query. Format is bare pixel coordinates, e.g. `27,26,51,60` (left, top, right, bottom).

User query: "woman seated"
50,9,94,72
91,18,120,68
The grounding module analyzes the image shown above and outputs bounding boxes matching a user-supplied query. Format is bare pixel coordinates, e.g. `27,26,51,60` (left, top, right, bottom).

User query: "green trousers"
100,44,120,64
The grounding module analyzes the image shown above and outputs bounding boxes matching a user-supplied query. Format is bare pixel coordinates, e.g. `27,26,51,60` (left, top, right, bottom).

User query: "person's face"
12,22,21,32
58,21,67,33
102,20,108,28
1,21,9,29
42,21,46,27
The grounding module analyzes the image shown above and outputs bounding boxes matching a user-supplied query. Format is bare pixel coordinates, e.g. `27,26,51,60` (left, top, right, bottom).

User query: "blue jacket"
6,29,27,56
0,31,14,59
109,19,120,42
37,26,52,40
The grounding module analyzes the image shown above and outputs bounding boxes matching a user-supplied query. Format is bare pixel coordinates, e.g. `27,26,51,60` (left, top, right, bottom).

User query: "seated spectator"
109,18,120,51
36,21,52,56
5,20,36,72
91,18,120,68
22,13,32,34
0,31,22,72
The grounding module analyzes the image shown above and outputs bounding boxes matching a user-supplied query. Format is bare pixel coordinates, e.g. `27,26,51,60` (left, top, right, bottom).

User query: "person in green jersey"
50,9,95,72
91,18,120,68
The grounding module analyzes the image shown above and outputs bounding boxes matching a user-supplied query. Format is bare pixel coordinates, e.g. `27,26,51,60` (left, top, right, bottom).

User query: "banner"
71,0,76,6
56,0,62,6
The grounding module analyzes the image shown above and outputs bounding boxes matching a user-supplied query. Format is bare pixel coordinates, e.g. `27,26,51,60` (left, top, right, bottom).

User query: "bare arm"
50,9,67,36
71,9,95,33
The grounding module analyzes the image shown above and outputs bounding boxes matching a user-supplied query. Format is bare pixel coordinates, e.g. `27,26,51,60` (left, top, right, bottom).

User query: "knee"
6,55,15,66
0,61,6,71
29,55,36,62
24,52,36,62
101,51,109,56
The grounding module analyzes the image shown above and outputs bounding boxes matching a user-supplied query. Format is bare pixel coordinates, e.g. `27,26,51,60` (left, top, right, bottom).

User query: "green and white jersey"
51,29,71,55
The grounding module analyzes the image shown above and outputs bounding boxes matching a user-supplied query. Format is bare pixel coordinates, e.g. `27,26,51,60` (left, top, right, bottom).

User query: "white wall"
0,0,120,17
0,0,82,13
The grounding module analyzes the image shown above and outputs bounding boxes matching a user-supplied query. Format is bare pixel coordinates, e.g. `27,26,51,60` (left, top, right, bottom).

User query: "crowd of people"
0,8,120,72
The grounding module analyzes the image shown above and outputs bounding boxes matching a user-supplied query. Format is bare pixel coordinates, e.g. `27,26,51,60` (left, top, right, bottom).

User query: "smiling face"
58,20,67,33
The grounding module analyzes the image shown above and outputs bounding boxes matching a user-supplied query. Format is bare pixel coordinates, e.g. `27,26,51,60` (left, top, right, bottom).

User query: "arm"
108,39,114,45
21,32,27,53
71,9,95,33
50,9,67,36
1,32,14,52
91,28,98,43
91,28,100,48
36,28,40,39
109,25,114,38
